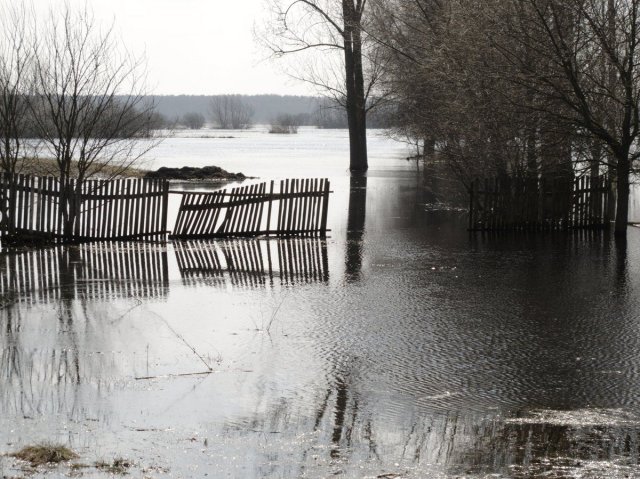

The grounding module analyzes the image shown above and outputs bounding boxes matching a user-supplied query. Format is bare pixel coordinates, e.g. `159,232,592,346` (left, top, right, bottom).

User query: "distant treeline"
2,94,396,137
148,94,395,129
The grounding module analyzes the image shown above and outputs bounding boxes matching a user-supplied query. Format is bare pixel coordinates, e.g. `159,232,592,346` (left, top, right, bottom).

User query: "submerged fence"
0,174,331,243
170,178,331,239
469,174,610,231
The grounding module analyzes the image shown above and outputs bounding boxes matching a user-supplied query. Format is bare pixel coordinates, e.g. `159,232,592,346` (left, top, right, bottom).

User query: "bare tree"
29,4,156,238
372,0,537,182
262,0,380,172
0,2,35,234
269,113,299,133
209,95,253,129
181,112,205,129
0,2,33,176
487,0,640,234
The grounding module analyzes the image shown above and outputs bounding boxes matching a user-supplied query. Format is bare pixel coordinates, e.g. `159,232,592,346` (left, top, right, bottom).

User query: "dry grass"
14,157,148,179
95,457,134,475
10,444,78,466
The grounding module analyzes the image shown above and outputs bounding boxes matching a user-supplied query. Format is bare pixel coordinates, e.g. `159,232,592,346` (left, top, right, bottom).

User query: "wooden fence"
468,174,610,231
174,238,329,286
170,178,331,239
0,175,331,242
0,174,169,242
0,242,169,303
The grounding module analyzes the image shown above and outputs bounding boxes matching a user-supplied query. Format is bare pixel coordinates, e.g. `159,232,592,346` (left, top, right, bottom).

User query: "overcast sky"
36,0,314,96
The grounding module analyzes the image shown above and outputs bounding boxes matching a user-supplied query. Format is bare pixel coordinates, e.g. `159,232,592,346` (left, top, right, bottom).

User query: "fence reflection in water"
0,242,170,303
174,238,329,287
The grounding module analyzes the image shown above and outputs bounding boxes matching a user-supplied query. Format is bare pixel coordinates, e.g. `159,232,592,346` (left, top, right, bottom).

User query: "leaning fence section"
468,175,610,231
0,174,169,242
170,178,331,239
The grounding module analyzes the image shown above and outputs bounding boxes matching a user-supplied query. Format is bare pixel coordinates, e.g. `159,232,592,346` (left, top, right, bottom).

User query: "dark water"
2,167,640,478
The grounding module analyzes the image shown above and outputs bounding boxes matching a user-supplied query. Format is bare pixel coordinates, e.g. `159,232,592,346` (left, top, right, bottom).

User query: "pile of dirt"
144,165,246,181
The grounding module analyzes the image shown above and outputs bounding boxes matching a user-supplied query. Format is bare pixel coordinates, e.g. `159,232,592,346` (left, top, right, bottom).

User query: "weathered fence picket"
469,174,610,231
170,178,331,239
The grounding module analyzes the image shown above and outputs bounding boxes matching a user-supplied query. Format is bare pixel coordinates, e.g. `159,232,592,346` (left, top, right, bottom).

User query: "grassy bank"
12,157,149,179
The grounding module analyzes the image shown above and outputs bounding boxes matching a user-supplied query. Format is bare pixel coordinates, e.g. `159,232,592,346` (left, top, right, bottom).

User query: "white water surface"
141,126,413,178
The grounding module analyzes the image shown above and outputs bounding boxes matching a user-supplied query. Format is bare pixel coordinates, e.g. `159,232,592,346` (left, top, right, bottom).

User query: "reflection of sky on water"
3,132,640,477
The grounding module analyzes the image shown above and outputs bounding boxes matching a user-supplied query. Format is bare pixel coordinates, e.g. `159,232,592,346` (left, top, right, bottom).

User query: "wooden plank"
290,179,299,232
111,179,120,238
232,186,251,233
36,176,44,233
298,179,306,233
89,180,98,238
142,179,153,240
185,192,203,235
16,174,24,232
125,179,134,239
173,193,189,236
219,187,235,234
241,185,255,233
194,194,212,237
251,183,264,233
28,174,35,232
239,185,253,233
161,180,169,240
249,183,263,234
44,176,51,234
314,179,324,233
239,184,255,233
251,183,267,233
301,180,308,232
156,180,165,239
151,179,160,240
295,179,304,231
101,180,111,238
320,179,330,234
286,179,295,233
265,181,274,234
224,187,239,234
146,179,156,240
277,180,286,234
205,192,223,236
308,178,318,231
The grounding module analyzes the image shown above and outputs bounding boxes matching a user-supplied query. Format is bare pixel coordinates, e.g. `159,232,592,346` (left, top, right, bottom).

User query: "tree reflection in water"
345,174,367,282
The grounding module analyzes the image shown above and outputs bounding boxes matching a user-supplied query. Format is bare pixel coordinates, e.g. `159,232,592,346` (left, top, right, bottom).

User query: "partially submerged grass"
95,457,133,475
10,443,78,466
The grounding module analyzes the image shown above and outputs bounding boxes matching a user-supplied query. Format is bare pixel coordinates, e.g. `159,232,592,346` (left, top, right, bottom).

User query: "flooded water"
3,129,640,477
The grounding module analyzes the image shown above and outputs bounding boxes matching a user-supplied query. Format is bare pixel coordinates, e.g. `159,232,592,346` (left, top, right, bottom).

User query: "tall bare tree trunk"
607,0,619,226
343,0,368,172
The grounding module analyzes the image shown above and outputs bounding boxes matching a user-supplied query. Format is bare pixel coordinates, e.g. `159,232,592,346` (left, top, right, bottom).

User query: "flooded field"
2,129,640,477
